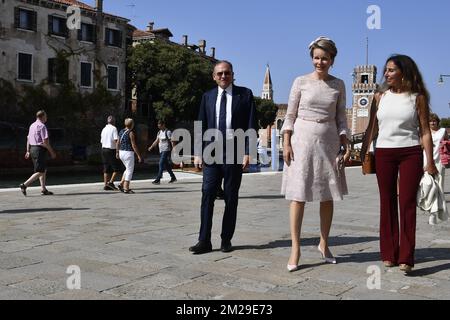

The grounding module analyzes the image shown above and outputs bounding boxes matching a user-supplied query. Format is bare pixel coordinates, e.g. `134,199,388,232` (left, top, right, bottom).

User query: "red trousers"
375,146,423,266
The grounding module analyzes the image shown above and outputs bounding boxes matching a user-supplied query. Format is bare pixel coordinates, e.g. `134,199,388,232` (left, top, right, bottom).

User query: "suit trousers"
375,145,423,266
199,163,243,243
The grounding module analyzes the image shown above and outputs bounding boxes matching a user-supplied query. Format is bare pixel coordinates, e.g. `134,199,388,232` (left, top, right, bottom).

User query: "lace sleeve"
281,77,301,134
335,80,348,137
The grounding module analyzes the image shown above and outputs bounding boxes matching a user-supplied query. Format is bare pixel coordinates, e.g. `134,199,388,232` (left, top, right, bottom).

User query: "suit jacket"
196,85,257,157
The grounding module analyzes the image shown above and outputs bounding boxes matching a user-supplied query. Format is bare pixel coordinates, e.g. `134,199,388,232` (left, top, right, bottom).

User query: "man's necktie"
219,90,227,138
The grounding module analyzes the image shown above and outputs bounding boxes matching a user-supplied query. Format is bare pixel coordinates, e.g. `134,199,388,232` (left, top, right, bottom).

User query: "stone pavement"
0,167,449,300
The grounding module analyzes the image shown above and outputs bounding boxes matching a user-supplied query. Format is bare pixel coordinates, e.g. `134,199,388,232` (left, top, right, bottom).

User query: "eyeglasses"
216,71,232,77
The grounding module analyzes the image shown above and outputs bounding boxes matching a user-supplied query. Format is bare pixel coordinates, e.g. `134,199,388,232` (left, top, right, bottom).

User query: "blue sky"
89,0,449,117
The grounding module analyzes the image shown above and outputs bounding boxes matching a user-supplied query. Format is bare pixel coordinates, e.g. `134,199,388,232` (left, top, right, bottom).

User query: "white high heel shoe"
318,245,337,264
287,264,299,272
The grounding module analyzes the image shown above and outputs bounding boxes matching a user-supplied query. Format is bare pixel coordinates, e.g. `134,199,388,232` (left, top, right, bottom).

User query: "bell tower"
262,64,273,101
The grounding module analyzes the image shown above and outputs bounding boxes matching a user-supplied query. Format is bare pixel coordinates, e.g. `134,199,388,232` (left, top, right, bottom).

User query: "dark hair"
380,54,430,105
214,60,233,72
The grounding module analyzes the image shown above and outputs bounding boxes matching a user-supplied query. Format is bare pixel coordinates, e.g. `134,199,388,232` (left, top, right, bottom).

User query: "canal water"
0,159,284,189
0,166,159,189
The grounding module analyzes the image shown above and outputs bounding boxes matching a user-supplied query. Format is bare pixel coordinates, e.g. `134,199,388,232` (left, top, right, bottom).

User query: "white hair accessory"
308,36,332,50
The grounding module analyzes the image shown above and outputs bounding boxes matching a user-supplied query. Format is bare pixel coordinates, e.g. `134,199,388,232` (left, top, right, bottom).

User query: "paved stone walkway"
0,168,449,300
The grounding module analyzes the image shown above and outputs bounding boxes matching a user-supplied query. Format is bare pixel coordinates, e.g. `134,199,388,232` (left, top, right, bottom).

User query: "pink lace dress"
281,75,349,202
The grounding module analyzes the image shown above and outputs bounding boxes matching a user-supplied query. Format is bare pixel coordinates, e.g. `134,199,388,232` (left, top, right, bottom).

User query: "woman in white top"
426,113,448,193
361,54,437,274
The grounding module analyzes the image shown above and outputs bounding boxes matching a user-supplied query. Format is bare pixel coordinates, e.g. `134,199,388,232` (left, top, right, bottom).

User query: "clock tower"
349,65,378,134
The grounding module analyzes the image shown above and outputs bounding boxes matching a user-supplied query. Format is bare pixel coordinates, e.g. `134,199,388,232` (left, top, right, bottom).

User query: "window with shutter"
14,7,20,28
80,62,92,88
79,23,95,42
105,28,122,47
18,53,32,81
49,15,68,37
16,8,36,31
48,58,68,84
107,66,119,90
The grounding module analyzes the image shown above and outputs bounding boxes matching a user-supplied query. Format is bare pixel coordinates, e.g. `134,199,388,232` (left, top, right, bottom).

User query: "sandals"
118,184,134,193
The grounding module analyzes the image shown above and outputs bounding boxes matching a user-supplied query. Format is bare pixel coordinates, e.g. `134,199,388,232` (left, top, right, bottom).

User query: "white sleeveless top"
376,90,420,148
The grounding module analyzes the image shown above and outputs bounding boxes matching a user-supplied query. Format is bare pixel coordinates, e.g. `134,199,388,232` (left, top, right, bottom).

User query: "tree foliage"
128,40,215,124
1,78,121,144
440,117,450,128
254,97,279,129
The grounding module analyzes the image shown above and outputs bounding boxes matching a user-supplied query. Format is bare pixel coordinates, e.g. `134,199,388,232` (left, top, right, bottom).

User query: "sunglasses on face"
216,71,232,77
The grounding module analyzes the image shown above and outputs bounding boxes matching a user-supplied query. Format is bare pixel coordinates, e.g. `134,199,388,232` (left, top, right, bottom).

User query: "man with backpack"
148,120,177,184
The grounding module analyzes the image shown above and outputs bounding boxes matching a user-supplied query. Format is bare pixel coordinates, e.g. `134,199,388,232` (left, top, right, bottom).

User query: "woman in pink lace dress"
281,37,350,271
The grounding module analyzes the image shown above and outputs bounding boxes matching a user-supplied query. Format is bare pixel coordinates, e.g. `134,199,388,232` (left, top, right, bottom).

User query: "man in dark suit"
189,60,257,254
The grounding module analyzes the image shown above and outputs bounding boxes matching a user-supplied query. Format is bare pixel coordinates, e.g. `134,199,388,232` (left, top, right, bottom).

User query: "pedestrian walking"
100,115,121,190
116,118,142,193
19,110,56,196
361,54,437,273
148,120,177,185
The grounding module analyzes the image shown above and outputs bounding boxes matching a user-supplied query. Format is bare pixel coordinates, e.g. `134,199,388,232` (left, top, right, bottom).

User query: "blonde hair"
124,118,134,129
309,37,338,61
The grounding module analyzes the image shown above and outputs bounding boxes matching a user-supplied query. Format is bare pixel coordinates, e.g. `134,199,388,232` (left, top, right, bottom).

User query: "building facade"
0,0,129,108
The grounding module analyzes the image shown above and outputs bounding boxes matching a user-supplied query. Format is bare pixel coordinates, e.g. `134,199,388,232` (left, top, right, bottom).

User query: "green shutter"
31,11,37,31
117,30,122,48
14,7,20,28
48,15,53,35
105,28,109,46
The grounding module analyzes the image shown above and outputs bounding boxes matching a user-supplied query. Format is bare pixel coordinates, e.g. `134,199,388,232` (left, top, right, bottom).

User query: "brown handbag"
362,151,376,174
361,96,379,175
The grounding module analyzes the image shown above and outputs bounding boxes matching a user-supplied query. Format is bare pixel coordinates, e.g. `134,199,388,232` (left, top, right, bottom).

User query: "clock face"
358,97,369,107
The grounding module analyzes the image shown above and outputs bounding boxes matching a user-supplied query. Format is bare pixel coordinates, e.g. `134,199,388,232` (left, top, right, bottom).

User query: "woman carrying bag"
361,54,437,274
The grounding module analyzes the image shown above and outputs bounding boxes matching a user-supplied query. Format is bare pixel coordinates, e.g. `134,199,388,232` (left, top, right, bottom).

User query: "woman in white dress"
281,37,350,271
425,113,448,196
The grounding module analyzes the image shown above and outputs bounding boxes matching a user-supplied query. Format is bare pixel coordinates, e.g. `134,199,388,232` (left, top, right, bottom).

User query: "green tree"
254,97,278,129
128,39,215,123
440,117,450,128
0,78,19,122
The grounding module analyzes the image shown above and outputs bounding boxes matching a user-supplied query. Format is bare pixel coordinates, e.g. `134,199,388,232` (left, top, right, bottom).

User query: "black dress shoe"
189,241,212,254
221,241,233,253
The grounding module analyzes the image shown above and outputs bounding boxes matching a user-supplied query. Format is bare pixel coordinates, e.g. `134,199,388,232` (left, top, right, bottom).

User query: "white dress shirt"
216,85,233,140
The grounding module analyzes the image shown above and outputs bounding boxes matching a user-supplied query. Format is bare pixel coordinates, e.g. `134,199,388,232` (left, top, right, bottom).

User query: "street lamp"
438,74,450,84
